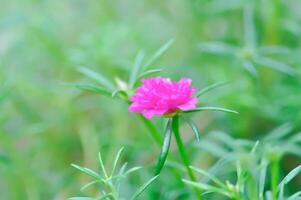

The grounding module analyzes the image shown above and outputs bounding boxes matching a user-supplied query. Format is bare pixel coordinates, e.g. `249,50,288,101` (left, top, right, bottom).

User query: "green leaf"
264,123,293,142
71,164,100,179
111,89,128,98
196,81,230,97
131,175,159,200
183,179,231,197
133,69,162,86
259,159,268,199
242,60,258,77
75,83,112,96
243,5,256,47
278,165,301,199
68,197,96,200
142,38,175,70
190,166,225,188
111,147,124,176
155,118,173,175
197,42,237,55
254,56,295,76
77,67,115,90
80,180,104,191
287,191,301,200
184,106,238,114
250,140,260,154
129,50,145,87
98,152,108,179
185,118,201,141
98,194,113,200
124,166,143,176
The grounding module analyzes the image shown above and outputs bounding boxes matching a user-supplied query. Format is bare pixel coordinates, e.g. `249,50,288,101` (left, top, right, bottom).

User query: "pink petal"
177,97,197,110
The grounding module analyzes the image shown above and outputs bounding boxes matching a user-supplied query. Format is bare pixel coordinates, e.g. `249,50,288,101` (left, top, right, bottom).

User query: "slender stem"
271,159,280,200
172,115,202,200
139,115,162,146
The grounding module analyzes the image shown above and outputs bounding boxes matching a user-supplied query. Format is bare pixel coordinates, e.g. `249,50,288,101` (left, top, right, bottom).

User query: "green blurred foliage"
0,0,300,199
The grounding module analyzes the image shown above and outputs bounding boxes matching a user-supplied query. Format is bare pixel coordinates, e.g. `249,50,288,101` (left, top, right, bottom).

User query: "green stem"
271,159,280,200
172,115,202,200
139,115,162,146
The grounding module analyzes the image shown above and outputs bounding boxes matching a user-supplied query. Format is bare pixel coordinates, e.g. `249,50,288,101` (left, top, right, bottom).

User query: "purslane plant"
70,147,158,200
183,140,301,200
74,41,238,199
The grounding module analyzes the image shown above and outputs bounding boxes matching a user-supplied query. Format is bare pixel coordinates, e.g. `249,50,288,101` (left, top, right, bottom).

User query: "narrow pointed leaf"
98,152,108,179
77,67,115,90
184,107,238,114
98,194,114,200
131,175,159,200
288,191,301,200
185,118,201,141
190,166,225,188
124,166,143,176
254,56,295,76
133,69,162,87
80,180,104,191
130,50,145,87
111,89,128,99
155,119,173,175
278,165,301,199
71,164,100,179
69,197,95,200
196,81,230,97
197,42,237,55
75,84,112,96
243,5,256,47
242,60,258,77
259,160,268,199
183,179,231,197
143,38,175,70
111,147,124,176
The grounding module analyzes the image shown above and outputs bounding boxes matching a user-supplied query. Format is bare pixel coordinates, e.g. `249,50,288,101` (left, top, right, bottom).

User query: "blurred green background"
0,0,300,199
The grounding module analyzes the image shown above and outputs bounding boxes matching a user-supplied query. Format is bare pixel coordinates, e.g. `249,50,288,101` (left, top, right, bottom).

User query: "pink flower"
129,77,197,119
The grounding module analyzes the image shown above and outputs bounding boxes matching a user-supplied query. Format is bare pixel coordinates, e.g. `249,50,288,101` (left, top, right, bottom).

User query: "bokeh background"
0,0,300,199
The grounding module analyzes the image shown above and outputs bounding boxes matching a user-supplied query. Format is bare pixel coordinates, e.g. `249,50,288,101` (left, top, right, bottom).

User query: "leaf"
80,180,104,191
75,83,112,96
196,81,230,97
77,67,115,90
250,140,260,154
68,197,96,200
243,4,256,47
197,42,237,55
129,50,145,87
111,89,128,98
71,164,100,179
183,179,231,197
133,69,162,86
184,106,238,114
264,123,293,142
190,166,225,188
124,166,143,176
259,46,292,55
98,194,114,200
259,159,268,199
142,38,175,70
98,152,108,179
155,119,173,175
287,191,301,200
130,175,159,200
185,118,201,141
278,165,301,200
111,147,124,176
242,60,258,77
254,56,295,76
